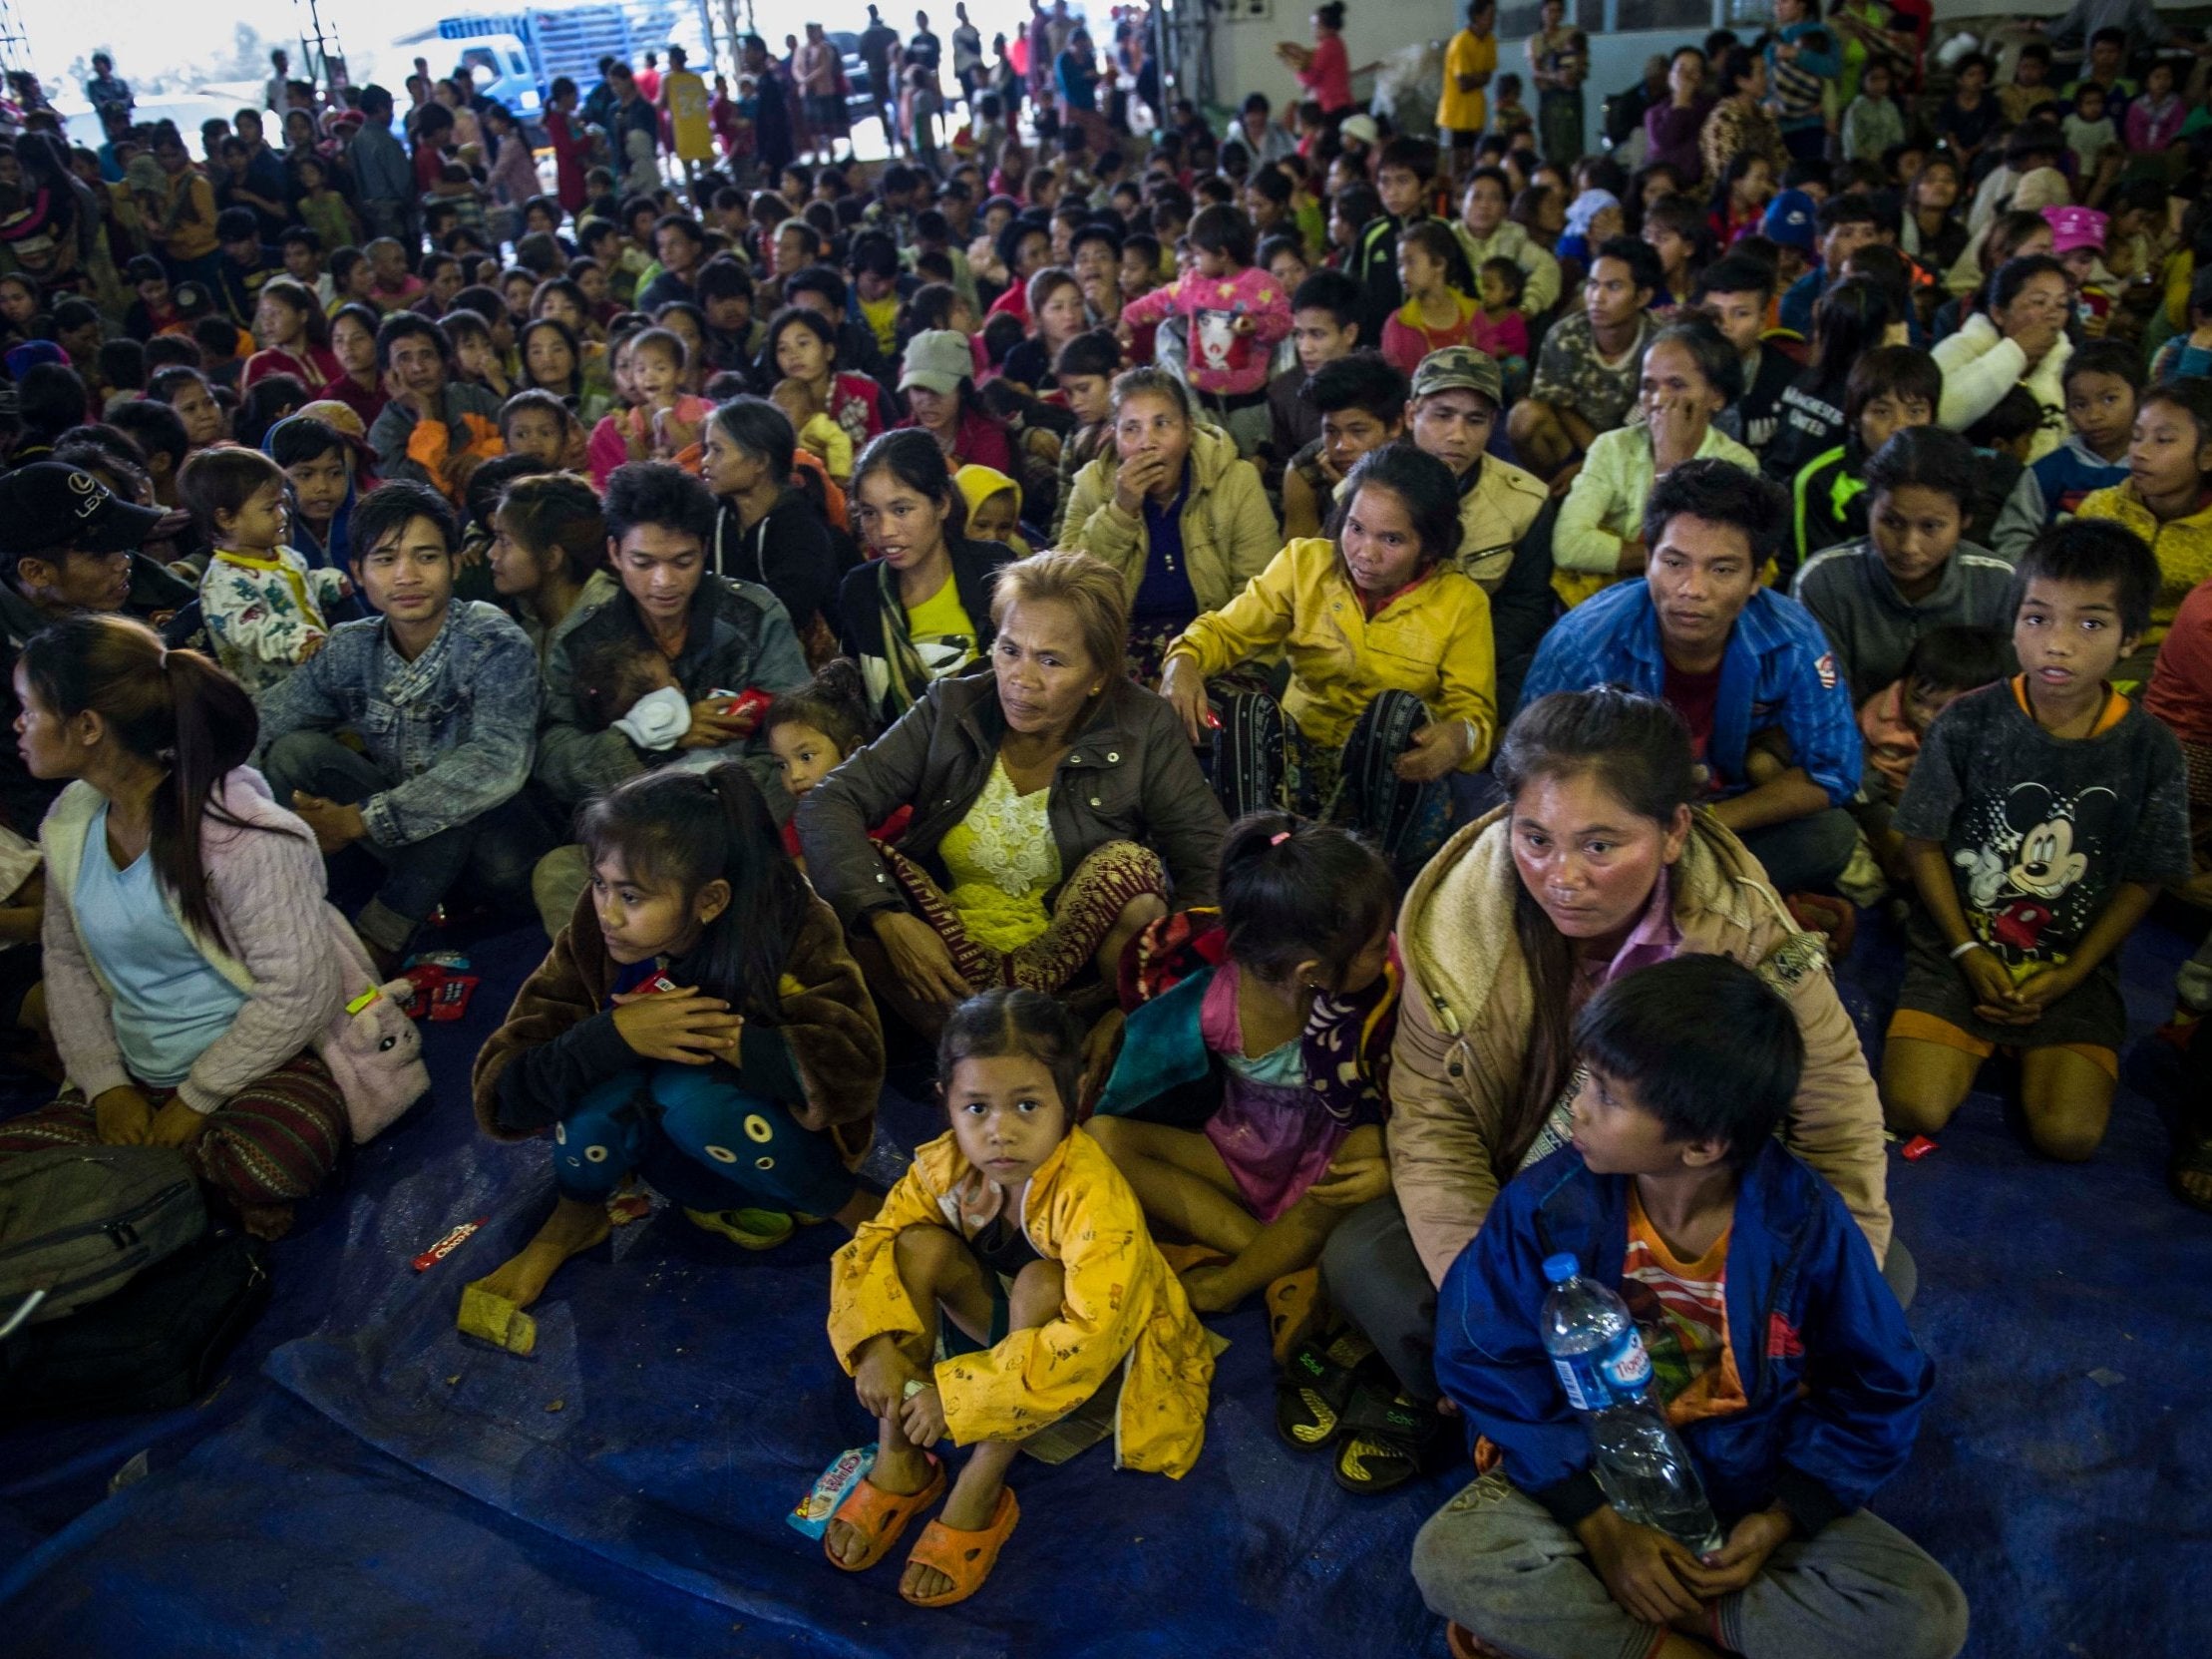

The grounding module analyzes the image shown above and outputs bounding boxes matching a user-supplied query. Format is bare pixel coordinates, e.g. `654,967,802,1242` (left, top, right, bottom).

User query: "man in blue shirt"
1521,459,1863,895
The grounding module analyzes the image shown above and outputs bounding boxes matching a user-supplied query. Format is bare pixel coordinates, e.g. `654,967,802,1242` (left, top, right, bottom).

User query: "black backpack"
0,1145,205,1322
1,1229,270,1417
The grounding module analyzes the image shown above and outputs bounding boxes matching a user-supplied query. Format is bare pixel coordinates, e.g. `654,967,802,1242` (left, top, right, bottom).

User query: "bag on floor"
0,1145,206,1324
0,1229,270,1416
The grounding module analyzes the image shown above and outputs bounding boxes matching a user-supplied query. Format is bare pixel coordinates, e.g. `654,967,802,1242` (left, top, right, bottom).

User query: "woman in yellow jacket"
824,990,1213,1609
1057,367,1282,680
1160,443,1497,877
2077,378,2212,681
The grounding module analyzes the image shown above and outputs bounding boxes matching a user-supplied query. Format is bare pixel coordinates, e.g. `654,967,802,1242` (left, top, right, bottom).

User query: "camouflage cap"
1409,345,1503,408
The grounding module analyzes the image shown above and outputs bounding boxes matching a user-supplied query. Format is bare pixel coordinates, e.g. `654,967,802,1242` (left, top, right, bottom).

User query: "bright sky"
16,0,1059,96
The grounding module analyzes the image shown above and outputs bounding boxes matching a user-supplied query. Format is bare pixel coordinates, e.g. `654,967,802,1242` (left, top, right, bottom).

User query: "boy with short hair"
1352,136,1441,341
1271,268,1362,462
267,412,362,572
1789,344,1941,573
1999,41,2057,129
1048,329,1124,541
1991,339,2140,562
212,207,281,330
1693,253,1794,458
1417,954,1966,1659
498,388,582,470
1281,350,1407,540
1883,520,2193,1161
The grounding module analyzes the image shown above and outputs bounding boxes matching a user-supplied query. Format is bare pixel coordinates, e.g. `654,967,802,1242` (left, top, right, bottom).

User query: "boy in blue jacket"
1413,957,1967,1659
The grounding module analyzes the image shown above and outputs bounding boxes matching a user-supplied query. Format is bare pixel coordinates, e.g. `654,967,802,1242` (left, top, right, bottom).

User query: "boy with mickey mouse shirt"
1883,520,2191,1162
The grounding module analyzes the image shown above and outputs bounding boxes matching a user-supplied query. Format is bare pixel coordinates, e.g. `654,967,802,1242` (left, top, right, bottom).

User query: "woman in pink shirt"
1278,4,1354,116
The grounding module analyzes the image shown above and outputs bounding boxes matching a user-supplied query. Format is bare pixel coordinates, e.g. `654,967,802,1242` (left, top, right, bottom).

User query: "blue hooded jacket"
1435,1137,1931,1536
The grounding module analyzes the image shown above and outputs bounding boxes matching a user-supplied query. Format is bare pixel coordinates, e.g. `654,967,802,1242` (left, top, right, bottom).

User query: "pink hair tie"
1270,831,1291,846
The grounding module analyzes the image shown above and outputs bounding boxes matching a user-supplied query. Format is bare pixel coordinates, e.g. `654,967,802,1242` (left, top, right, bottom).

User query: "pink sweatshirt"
41,770,344,1114
1120,264,1292,398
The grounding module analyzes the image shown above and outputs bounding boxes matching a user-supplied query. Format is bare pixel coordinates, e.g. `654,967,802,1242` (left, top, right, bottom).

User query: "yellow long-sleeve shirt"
827,1126,1215,1476
1164,537,1498,769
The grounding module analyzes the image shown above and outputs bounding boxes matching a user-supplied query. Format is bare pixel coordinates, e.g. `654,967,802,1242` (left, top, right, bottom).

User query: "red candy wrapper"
1901,1135,1938,1162
428,974,482,1023
412,1217,487,1271
636,972,681,996
401,964,447,1021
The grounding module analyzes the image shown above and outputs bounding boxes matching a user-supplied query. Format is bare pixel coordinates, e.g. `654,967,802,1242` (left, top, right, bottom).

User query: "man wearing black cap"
0,464,170,833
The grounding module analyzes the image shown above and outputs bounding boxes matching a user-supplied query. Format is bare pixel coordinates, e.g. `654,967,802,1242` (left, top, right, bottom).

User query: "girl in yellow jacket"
823,989,1214,1608
1159,443,1497,877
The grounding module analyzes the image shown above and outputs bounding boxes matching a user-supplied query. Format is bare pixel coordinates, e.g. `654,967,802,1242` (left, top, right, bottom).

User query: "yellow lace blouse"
938,758,1060,953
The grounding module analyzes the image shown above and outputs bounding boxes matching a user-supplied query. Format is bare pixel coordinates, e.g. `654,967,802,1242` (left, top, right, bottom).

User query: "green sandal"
1333,1381,1447,1494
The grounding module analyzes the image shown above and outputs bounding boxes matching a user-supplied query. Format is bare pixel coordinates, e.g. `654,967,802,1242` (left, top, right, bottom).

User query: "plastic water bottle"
1539,1253,1724,1556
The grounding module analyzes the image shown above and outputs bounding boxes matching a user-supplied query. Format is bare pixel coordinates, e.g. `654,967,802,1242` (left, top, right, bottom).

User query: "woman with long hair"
244,276,340,390
0,615,372,1235
1305,686,1896,1491
702,396,852,658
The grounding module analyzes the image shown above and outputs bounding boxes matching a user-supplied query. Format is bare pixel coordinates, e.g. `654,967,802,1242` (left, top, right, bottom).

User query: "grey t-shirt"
1893,677,2190,1044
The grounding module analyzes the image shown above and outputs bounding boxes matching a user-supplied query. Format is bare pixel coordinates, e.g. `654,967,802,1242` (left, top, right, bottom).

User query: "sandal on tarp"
457,1284,538,1355
684,1206,796,1249
1275,1331,1378,1451
901,1485,1020,1607
824,1455,946,1573
1333,1381,1446,1494
2169,1136,2212,1216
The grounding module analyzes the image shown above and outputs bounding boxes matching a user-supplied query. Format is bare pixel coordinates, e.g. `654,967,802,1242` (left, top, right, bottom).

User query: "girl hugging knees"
823,989,1214,1607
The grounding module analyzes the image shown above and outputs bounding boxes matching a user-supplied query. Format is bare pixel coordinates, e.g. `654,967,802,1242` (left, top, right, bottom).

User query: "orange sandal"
822,1456,945,1573
900,1485,1020,1608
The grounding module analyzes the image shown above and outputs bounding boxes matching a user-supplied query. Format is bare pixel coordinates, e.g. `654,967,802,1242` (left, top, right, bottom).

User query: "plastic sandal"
684,1207,796,1249
1333,1382,1445,1494
901,1485,1020,1607
1274,1331,1378,1451
823,1455,946,1573
1266,1266,1321,1365
457,1284,537,1356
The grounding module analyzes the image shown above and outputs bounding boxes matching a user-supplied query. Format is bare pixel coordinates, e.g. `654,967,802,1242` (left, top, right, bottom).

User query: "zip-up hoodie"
1435,1136,1931,1533
1388,805,1892,1288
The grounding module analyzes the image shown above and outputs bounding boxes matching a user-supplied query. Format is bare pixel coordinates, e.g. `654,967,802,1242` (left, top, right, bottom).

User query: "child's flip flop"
684,1206,796,1249
458,1284,538,1356
823,1456,946,1573
900,1486,1020,1608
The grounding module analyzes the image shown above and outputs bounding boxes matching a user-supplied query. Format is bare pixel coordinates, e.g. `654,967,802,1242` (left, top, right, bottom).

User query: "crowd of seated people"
7,3,2212,1643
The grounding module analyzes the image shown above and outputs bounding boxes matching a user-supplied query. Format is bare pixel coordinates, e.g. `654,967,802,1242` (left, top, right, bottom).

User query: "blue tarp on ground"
3,911,2209,1657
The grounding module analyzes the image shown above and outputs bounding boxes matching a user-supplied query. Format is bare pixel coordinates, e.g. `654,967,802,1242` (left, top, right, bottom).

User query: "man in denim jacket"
256,481,552,968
